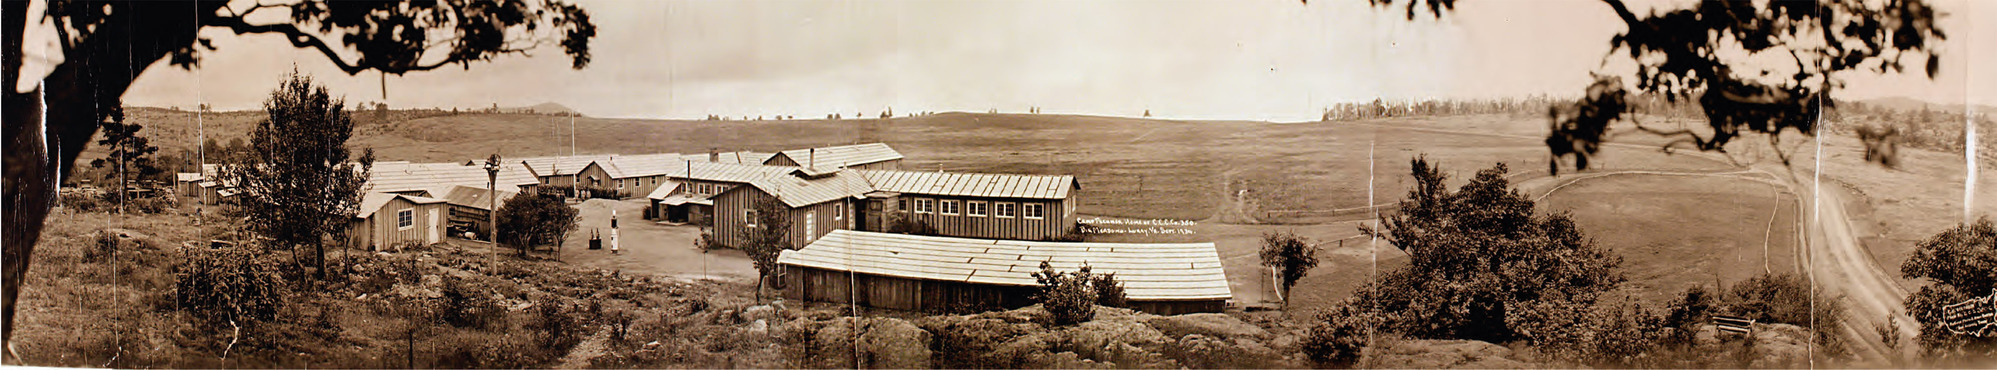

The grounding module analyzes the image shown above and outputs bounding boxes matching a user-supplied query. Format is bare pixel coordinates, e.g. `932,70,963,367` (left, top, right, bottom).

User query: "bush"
1717,273,1847,356
1302,305,1375,368
1091,272,1127,308
83,231,122,263
437,276,506,330
1660,285,1716,347
174,244,289,331
60,191,103,212
530,296,583,349
1030,261,1098,326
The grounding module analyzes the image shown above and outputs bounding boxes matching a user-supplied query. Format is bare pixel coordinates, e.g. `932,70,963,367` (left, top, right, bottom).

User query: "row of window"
898,198,1044,219
686,182,729,195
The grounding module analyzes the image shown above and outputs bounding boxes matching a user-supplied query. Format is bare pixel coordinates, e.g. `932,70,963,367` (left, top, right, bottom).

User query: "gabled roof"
769,143,902,168
684,151,777,165
667,161,797,184
517,155,614,177
598,153,686,179
356,192,447,218
856,169,1077,199
778,230,1231,301
645,180,683,200
439,185,518,210
367,161,538,195
737,170,873,208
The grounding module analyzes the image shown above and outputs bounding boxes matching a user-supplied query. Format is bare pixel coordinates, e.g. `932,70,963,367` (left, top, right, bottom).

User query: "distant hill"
509,102,581,116
1853,96,1997,114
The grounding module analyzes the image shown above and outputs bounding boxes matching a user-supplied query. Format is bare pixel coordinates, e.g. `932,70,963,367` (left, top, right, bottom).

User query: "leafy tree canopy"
1350,156,1624,342
1900,218,1997,359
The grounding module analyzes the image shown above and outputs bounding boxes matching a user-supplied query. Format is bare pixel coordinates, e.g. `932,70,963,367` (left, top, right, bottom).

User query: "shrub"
1030,261,1098,325
174,244,289,331
60,191,103,212
1719,273,1847,355
1302,304,1374,368
437,276,506,330
530,296,583,349
83,231,122,263
1091,272,1127,308
1660,285,1716,347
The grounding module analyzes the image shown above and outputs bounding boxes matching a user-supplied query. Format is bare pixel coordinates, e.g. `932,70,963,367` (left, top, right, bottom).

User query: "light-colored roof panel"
771,143,903,168
778,230,1230,301
366,161,538,195
855,169,1075,200
440,185,518,210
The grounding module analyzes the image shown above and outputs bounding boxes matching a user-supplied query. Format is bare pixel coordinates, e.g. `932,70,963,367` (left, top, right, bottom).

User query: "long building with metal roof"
765,143,903,171
778,230,1230,315
709,166,1081,249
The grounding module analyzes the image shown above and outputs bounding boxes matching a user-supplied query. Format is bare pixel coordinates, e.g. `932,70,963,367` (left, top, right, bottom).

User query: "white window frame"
967,201,988,217
941,200,960,215
833,203,844,220
915,199,933,214
996,202,1016,218
397,209,415,229
1024,203,1045,219
898,198,909,213
744,209,758,228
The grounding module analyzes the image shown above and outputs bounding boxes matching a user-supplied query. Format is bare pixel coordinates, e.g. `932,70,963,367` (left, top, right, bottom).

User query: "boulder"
807,317,933,369
740,305,779,322
1146,313,1271,340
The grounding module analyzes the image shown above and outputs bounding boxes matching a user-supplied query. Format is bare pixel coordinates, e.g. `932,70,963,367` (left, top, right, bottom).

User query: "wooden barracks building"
707,165,1081,250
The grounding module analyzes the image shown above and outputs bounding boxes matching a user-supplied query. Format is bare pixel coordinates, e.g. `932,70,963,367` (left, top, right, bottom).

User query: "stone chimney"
708,147,719,163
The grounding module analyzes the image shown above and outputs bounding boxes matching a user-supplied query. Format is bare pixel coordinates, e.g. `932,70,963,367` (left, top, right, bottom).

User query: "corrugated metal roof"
666,161,797,184
366,161,538,195
778,230,1231,301
440,185,518,210
356,192,446,218
770,143,903,168
517,155,613,177
645,180,682,200
856,169,1076,199
682,151,777,165
741,171,872,208
598,153,686,178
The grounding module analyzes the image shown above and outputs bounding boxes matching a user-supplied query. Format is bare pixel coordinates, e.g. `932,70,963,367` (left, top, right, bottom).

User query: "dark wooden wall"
782,266,1224,315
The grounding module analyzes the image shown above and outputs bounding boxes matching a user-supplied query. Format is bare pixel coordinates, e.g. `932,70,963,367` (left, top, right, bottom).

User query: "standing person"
610,209,620,255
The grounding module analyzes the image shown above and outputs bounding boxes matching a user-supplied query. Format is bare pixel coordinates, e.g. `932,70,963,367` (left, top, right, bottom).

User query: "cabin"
348,192,449,251
710,169,871,249
439,185,517,239
853,169,1080,241
764,143,903,170
710,167,1081,249
175,173,203,197
517,155,613,189
778,230,1232,315
647,161,795,223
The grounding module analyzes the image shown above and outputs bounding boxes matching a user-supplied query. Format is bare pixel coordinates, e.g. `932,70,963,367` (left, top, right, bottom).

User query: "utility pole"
484,154,502,262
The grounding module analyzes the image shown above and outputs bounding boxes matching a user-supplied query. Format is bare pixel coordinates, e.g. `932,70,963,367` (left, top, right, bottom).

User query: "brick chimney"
708,148,719,163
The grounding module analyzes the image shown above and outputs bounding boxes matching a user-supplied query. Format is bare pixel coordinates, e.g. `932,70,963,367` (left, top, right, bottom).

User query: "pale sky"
100,0,1995,121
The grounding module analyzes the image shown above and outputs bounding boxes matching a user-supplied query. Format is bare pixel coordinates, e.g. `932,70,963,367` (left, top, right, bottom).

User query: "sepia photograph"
2,0,1993,368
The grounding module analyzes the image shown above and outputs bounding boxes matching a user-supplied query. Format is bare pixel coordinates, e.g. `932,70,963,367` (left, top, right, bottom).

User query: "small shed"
778,230,1231,315
348,192,449,251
